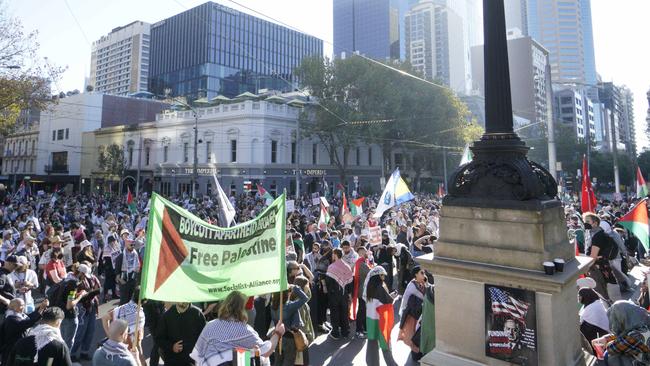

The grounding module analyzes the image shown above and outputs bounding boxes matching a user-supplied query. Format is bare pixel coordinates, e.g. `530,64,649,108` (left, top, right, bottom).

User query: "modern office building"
89,21,151,95
619,86,636,158
554,87,594,141
598,82,633,155
333,0,418,60
506,0,597,86
404,1,467,93
471,33,552,138
148,2,323,100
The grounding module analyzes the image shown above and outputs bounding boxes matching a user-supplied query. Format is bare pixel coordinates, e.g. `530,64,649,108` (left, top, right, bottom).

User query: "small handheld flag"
637,167,648,198
374,168,414,218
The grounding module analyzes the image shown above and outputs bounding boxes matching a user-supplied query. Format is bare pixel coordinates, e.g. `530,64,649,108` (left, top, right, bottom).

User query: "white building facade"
89,21,150,95
84,100,383,197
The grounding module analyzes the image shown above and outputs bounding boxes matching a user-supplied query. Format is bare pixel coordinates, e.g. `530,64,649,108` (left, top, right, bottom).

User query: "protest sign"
311,193,320,206
140,192,288,302
485,284,537,366
368,226,382,246
286,199,295,213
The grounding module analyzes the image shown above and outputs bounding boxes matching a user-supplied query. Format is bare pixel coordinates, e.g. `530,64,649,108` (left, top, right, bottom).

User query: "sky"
6,0,650,150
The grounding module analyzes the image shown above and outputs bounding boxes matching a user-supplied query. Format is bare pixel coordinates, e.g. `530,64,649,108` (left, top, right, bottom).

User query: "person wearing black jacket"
584,213,616,300
142,299,166,366
325,248,353,340
8,306,73,366
0,298,48,364
0,255,18,325
155,302,206,365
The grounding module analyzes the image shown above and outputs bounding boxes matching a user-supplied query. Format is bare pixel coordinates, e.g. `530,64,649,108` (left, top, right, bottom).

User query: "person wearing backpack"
584,213,618,301
53,278,87,350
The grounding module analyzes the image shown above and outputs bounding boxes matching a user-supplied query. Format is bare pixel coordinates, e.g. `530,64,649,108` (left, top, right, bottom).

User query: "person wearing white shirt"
8,256,39,314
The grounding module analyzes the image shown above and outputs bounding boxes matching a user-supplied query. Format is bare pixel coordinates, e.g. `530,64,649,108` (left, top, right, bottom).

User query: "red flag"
342,193,350,215
581,156,597,213
127,187,134,204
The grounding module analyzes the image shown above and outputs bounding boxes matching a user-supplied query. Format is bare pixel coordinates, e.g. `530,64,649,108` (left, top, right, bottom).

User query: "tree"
295,55,476,189
638,150,650,177
98,144,127,186
0,1,64,135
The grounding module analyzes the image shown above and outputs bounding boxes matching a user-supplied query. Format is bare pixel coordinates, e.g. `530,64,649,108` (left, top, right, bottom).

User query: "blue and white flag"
373,168,414,218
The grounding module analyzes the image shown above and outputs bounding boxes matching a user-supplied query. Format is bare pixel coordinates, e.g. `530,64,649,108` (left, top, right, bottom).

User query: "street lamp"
164,88,199,199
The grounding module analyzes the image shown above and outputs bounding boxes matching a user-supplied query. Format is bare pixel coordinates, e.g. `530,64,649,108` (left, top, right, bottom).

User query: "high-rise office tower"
148,2,322,99
89,21,151,95
404,1,466,92
505,0,597,86
333,0,419,60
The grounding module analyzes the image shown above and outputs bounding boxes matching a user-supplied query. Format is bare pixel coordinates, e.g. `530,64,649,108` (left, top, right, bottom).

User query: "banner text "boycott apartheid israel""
140,192,288,302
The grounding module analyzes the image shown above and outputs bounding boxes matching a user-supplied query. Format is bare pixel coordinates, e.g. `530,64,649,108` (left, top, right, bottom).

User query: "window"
271,140,277,163
230,140,237,162
291,142,296,164
52,131,56,141
206,141,212,162
145,147,150,165
29,159,33,172
65,128,69,139
356,147,360,165
57,129,64,140
368,147,373,166
18,141,22,155
163,146,168,162
312,144,317,165
51,151,68,168
183,142,189,162
128,145,134,166
31,141,35,155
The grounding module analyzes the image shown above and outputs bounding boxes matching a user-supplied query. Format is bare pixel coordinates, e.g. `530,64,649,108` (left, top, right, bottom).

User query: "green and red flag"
366,299,394,350
127,187,137,214
256,183,274,205
350,197,365,217
618,198,649,251
637,167,648,198
140,192,288,302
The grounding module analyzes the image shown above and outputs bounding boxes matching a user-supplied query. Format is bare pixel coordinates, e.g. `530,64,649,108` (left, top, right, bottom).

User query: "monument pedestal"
417,201,593,366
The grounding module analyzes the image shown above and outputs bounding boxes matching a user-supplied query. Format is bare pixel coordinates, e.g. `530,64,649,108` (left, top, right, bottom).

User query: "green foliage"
294,55,476,187
98,144,126,180
638,151,650,177
0,1,63,135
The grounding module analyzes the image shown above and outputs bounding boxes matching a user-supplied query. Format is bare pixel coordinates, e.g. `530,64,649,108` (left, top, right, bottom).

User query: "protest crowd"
0,172,649,366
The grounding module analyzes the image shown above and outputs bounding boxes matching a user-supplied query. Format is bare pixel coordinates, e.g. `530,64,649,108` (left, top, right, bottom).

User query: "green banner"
140,192,287,302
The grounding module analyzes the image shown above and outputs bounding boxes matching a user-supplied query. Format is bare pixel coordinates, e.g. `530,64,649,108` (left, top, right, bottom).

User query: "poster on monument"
485,284,537,366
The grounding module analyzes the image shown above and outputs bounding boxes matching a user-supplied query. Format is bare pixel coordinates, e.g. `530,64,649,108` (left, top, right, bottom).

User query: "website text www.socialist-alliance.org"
208,278,281,294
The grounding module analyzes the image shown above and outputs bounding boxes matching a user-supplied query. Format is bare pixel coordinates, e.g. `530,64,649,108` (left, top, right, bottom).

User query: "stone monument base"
417,254,593,366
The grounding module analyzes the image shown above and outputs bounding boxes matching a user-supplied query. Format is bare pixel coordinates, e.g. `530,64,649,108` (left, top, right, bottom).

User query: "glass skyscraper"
333,0,419,60
149,2,323,99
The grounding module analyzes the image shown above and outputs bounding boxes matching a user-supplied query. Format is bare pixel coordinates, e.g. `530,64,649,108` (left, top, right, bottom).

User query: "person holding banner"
271,283,310,366
190,290,286,366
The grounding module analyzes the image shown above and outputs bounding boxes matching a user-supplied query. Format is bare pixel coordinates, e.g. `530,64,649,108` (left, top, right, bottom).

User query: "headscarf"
326,259,353,289
28,323,64,359
607,300,650,336
362,266,387,302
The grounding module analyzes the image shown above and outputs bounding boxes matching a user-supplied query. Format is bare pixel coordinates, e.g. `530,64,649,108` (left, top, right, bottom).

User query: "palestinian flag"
232,348,257,366
366,299,394,350
256,183,273,205
350,197,365,217
349,257,371,321
618,198,649,251
637,167,648,198
127,187,137,214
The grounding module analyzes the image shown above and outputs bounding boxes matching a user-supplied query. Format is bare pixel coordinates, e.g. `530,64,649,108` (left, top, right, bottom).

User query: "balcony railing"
44,164,68,173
